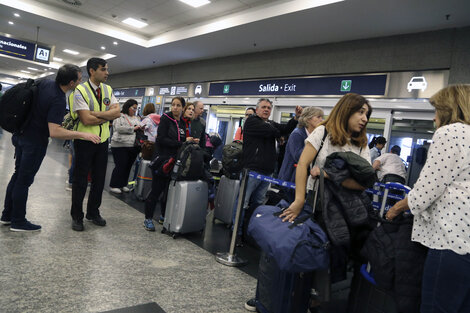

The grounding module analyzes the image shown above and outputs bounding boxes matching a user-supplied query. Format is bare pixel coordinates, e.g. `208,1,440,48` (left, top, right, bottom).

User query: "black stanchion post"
215,168,249,267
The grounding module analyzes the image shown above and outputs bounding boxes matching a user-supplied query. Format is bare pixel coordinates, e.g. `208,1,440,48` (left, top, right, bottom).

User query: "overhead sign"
158,85,189,96
113,87,146,98
35,45,51,63
188,82,209,97
0,35,51,64
209,74,387,96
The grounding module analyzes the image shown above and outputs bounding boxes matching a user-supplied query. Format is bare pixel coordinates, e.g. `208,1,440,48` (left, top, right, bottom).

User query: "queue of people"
1,60,468,313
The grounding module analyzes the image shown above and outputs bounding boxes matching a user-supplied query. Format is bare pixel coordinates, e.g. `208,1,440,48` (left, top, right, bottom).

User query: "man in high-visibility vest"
69,57,120,231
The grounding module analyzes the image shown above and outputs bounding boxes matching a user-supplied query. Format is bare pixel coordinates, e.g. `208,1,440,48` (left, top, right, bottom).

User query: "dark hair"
322,93,372,148
368,136,387,149
121,99,138,115
86,58,107,77
246,107,256,114
55,64,81,86
0,84,2,91
390,145,401,155
171,96,186,107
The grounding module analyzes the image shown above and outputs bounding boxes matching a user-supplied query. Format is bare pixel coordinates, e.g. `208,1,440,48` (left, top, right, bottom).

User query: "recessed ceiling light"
63,49,79,55
53,57,63,62
27,67,39,71
178,0,211,8
14,13,20,17
101,46,106,50
20,70,31,74
5,34,11,37
113,41,118,45
122,17,148,29
8,21,14,25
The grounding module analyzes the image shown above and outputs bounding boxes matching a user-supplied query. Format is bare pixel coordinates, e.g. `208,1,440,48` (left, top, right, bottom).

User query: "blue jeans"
421,249,470,313
232,174,270,235
2,135,47,224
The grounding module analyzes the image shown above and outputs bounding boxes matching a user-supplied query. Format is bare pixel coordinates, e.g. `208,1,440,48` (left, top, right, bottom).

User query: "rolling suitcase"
255,251,314,313
162,180,208,238
213,175,239,225
134,160,152,201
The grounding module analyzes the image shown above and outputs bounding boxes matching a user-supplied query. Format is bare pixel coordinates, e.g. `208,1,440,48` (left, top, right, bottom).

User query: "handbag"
141,140,155,160
247,181,330,273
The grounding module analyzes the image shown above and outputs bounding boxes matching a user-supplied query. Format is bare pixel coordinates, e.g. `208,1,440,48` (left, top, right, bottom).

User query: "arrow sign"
341,80,352,92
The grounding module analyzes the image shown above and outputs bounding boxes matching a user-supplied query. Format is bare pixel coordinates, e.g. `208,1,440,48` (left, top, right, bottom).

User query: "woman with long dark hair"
143,97,186,231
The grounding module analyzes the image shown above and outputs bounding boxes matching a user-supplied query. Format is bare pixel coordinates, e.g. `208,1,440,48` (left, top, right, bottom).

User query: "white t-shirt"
375,153,407,181
305,125,371,189
408,123,470,255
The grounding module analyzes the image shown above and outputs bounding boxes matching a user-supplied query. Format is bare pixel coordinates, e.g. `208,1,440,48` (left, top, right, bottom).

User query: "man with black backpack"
0,64,101,232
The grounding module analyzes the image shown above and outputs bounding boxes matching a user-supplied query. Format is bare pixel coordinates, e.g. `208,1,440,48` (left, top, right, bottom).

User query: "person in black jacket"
143,96,187,231
233,98,301,241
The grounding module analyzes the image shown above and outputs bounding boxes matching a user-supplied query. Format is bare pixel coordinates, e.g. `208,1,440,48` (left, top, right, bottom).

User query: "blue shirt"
23,79,66,144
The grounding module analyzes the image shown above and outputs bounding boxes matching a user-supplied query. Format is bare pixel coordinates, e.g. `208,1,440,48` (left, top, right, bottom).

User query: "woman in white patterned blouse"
386,85,470,313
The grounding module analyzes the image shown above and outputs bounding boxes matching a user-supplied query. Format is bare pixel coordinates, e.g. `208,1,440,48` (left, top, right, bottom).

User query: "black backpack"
0,79,39,133
172,141,207,181
222,140,243,179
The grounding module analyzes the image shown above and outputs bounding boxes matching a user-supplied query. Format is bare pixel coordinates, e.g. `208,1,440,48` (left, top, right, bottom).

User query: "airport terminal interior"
1,0,470,312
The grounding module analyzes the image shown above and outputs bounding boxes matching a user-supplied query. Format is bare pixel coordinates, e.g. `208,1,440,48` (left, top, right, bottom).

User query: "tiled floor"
0,133,255,313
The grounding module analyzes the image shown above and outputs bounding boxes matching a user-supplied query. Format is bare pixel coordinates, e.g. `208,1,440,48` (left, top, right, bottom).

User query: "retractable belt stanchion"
215,168,249,267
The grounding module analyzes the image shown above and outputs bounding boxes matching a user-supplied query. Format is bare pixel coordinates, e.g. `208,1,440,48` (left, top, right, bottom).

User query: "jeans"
2,135,47,224
421,249,470,313
71,139,108,220
232,174,270,235
110,146,140,188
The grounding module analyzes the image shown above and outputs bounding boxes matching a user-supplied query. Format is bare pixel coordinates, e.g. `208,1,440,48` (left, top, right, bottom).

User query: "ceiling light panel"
63,49,79,55
178,0,211,8
122,18,148,28
53,57,63,62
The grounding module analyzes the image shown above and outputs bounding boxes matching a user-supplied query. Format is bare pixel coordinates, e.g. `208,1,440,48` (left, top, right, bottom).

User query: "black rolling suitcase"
255,251,314,313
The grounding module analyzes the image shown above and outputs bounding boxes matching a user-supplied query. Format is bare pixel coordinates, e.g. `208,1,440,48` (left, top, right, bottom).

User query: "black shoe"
86,214,106,226
72,219,84,231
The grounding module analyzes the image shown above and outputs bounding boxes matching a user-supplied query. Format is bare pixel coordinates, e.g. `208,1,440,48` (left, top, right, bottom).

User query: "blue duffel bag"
248,199,330,273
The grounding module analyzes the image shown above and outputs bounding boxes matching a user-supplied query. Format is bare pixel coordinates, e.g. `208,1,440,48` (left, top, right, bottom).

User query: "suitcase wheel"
172,233,178,239
161,228,166,234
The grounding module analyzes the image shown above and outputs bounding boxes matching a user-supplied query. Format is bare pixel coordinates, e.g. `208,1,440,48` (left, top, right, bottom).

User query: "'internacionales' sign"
209,74,387,96
0,35,51,64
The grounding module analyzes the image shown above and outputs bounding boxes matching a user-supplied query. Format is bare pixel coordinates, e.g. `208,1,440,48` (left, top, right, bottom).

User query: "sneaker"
122,186,130,192
144,219,155,231
158,216,165,225
244,298,257,312
109,187,122,194
10,221,41,232
72,219,84,231
0,218,11,226
65,183,72,191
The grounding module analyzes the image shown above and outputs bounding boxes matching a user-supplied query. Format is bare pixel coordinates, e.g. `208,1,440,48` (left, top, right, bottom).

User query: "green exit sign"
223,84,230,94
341,80,352,92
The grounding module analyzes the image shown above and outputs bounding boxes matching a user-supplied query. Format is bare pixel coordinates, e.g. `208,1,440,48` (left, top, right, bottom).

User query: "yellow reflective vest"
69,81,114,143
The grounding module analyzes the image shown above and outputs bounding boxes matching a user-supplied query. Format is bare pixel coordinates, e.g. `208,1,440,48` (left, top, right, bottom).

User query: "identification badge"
103,97,110,105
